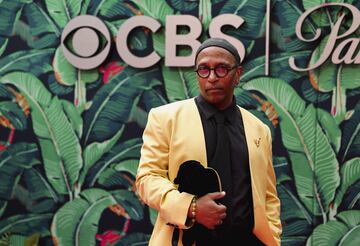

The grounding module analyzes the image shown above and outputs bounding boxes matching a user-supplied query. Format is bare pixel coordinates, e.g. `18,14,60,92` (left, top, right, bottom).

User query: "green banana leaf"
307,210,360,246
97,167,133,189
61,100,83,138
0,101,27,130
129,106,148,129
278,184,313,223
23,2,60,48
310,36,359,123
316,108,341,153
152,27,166,57
23,167,60,203
24,2,60,36
0,84,14,99
132,0,174,25
199,0,212,31
281,219,313,237
272,0,316,40
47,74,73,96
80,0,91,14
113,159,140,178
220,0,266,39
51,188,142,246
334,158,360,209
90,0,134,19
141,79,168,111
0,142,39,170
0,0,25,53
167,0,197,12
241,51,311,83
302,0,326,10
52,188,115,246
309,36,337,93
113,233,150,246
339,180,360,211
128,28,149,53
0,143,39,217
0,72,83,198
243,78,340,218
339,102,360,162
0,200,6,218
273,157,292,184
303,0,346,28
97,159,140,189
300,77,330,103
110,190,144,220
149,206,158,226
337,210,360,227
0,49,54,76
162,65,199,102
14,183,59,214
45,0,81,29
7,233,40,246
338,226,360,245
82,67,158,145
53,46,99,111
0,213,52,236
270,21,311,53
341,65,360,90
233,87,261,108
85,138,142,187
0,38,8,57
307,221,348,246
294,105,340,217
280,236,307,246
105,19,128,42
80,126,125,188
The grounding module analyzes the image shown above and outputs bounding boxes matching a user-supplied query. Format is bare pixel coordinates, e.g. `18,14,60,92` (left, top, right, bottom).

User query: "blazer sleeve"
136,108,194,229
265,126,282,244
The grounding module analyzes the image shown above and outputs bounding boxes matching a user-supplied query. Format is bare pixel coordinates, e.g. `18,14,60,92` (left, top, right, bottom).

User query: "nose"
207,69,217,83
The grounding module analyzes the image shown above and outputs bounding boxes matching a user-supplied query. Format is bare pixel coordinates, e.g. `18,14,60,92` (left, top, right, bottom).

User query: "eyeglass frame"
194,64,240,78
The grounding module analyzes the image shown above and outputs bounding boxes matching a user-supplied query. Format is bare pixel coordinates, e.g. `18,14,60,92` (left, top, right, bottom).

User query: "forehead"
196,46,237,65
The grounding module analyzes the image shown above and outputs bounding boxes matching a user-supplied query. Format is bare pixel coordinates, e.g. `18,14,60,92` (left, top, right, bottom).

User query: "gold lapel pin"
254,137,261,147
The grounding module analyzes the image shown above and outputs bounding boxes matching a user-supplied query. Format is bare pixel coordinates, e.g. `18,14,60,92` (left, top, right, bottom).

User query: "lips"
206,88,223,92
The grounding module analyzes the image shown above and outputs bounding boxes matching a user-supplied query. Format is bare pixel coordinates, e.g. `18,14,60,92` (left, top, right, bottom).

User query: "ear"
233,66,242,87
235,66,243,79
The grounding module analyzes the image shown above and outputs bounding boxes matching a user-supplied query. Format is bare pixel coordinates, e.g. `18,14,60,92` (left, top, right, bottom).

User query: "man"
136,38,281,245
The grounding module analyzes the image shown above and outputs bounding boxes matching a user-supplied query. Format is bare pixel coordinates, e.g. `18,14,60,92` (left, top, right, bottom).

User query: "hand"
195,191,227,230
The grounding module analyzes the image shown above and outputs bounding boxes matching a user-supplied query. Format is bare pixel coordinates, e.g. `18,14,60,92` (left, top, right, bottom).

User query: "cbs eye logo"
61,15,111,70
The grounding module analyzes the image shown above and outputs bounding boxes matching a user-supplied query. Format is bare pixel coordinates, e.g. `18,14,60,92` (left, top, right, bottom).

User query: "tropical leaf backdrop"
0,0,359,245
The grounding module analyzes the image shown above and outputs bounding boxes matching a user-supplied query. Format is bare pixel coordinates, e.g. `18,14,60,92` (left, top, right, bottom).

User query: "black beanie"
194,37,240,65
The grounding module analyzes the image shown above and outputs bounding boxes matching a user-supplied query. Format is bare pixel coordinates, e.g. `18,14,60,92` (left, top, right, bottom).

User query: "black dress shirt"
195,95,262,245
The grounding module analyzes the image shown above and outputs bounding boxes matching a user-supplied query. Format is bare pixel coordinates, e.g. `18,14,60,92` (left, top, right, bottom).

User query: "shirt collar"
196,95,239,124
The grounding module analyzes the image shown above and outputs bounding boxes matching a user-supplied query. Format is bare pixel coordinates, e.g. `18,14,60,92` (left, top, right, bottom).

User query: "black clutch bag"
173,160,222,246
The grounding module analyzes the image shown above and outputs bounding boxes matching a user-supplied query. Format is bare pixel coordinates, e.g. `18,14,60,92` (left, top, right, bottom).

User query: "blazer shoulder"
150,98,196,117
238,106,271,132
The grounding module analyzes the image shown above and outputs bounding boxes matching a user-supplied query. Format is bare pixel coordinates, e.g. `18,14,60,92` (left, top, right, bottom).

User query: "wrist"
189,196,197,223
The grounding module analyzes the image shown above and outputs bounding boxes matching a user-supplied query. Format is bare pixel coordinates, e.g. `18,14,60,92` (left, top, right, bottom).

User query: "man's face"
195,47,242,110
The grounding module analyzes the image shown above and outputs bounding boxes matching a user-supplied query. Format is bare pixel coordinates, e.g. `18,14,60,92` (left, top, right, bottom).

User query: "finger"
217,204,227,212
208,191,226,200
219,213,227,219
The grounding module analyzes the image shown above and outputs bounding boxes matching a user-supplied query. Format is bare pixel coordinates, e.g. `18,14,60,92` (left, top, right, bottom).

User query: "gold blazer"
136,98,282,246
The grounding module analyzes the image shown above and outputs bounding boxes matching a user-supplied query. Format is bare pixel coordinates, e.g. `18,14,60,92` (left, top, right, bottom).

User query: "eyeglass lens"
197,65,232,78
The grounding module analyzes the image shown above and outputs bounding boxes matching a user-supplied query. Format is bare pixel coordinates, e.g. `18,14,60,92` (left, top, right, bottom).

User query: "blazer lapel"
240,107,261,206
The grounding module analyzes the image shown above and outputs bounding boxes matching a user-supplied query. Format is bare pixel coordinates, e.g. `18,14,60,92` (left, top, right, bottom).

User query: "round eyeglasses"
195,65,238,78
